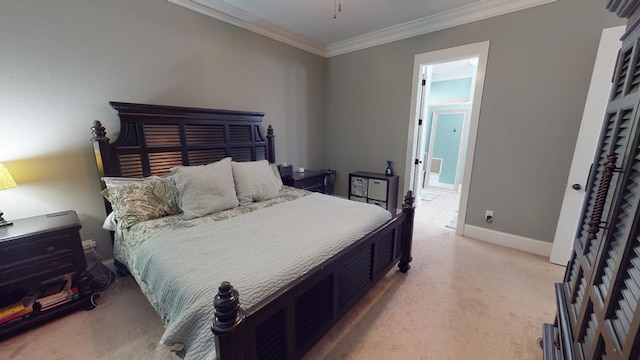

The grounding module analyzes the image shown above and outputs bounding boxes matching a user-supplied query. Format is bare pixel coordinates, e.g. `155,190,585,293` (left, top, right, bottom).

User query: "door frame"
404,41,490,234
548,25,624,265
412,67,432,199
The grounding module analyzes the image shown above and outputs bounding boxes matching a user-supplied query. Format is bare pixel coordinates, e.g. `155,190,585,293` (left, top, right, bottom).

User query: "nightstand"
282,169,335,194
0,210,93,339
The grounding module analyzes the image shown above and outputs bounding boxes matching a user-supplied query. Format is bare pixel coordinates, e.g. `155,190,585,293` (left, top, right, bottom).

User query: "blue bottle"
385,160,393,176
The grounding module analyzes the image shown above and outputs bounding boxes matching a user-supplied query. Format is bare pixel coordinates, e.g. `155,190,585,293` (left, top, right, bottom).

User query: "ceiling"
431,58,478,82
168,0,556,57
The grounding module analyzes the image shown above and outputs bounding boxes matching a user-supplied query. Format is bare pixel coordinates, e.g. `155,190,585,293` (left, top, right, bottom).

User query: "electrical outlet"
82,239,96,250
485,210,493,223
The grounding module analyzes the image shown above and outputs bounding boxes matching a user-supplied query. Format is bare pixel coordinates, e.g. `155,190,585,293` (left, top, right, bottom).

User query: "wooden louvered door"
543,9,640,360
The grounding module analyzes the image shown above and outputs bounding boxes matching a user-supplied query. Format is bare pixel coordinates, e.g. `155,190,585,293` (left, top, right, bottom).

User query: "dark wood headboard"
90,102,275,179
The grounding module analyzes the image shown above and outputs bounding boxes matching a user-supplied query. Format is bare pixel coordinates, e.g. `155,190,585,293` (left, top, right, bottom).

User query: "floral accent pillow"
102,177,181,228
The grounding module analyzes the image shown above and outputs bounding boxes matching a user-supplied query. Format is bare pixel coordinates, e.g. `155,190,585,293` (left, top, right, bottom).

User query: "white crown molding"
326,0,557,56
169,0,557,58
168,0,328,57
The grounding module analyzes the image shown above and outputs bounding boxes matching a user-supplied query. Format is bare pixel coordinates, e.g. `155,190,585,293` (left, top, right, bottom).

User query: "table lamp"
0,162,17,227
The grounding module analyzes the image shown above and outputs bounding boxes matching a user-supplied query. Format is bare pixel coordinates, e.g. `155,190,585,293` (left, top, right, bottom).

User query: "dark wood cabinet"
542,4,640,359
0,210,92,338
282,169,335,194
349,171,399,214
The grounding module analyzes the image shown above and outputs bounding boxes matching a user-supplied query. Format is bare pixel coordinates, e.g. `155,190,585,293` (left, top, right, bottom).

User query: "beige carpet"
1,196,565,359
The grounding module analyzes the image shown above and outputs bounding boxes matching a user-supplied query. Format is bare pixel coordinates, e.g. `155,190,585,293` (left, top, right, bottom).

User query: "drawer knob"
47,246,55,253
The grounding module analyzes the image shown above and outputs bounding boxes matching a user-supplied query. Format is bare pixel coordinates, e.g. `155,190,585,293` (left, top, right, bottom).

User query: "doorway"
404,41,490,234
424,109,470,192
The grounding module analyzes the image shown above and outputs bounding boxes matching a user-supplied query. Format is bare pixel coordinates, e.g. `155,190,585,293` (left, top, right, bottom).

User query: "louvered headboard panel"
91,102,275,179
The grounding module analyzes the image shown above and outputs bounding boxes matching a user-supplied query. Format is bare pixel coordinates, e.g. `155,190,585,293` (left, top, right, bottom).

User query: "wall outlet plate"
82,239,96,250
485,210,493,223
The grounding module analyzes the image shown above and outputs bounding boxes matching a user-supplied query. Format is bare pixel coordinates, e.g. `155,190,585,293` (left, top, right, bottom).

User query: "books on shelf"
0,274,80,327
0,273,81,327
0,302,25,320
36,274,77,311
0,296,35,326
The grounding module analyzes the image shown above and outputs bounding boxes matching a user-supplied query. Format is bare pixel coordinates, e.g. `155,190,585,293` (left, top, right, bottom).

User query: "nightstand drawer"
0,252,75,287
296,176,324,190
282,169,332,193
1,233,72,264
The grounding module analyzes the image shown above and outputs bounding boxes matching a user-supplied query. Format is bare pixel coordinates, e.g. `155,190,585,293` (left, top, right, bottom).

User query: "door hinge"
418,119,423,126
415,159,420,165
422,79,426,86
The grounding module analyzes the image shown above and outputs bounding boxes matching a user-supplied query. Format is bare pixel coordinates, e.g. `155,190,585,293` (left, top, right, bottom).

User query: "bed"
90,102,415,360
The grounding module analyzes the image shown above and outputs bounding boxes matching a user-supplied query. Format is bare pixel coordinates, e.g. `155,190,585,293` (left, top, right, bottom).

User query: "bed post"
90,120,110,178
266,125,275,163
211,281,246,359
398,190,415,273
91,120,131,275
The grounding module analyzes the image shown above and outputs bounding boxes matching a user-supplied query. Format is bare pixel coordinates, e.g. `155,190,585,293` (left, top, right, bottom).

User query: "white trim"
169,0,556,58
457,43,488,235
405,41,490,237
327,0,555,56
548,25,625,265
429,99,472,106
101,258,118,274
463,225,553,257
168,0,327,57
412,66,431,205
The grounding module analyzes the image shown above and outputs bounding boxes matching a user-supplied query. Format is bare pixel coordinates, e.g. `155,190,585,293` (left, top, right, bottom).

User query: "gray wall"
0,0,626,258
325,0,625,243
0,0,325,258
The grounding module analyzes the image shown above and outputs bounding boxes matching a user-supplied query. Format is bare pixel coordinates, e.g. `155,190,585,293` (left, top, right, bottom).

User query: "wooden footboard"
212,191,415,359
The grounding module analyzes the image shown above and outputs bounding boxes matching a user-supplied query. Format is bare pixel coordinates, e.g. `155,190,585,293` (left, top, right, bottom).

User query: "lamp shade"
0,163,17,190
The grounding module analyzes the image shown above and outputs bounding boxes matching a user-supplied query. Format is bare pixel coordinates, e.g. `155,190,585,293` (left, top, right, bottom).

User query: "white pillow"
232,160,282,205
102,176,151,188
170,158,239,219
270,163,284,189
102,212,117,231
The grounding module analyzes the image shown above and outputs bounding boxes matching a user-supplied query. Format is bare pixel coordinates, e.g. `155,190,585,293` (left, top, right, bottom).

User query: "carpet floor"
0,195,565,359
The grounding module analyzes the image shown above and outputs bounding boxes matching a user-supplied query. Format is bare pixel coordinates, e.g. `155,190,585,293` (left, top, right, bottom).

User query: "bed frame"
90,102,415,360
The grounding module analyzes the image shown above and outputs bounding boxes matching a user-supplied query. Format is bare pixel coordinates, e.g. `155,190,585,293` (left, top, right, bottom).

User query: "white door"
411,68,432,206
549,26,625,265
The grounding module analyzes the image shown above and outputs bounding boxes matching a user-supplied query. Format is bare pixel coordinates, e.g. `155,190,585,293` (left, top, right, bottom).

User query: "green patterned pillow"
102,177,180,228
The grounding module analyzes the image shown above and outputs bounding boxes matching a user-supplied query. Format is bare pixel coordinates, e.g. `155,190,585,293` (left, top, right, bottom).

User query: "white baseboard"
101,258,117,273
462,225,552,258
